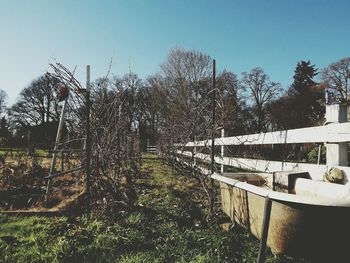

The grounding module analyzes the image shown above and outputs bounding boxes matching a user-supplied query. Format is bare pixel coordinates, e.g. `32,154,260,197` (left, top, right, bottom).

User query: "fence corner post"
325,104,348,167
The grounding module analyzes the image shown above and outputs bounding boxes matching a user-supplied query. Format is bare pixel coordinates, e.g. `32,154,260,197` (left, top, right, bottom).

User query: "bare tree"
159,47,213,146
46,63,141,210
241,67,282,132
215,70,247,135
137,74,165,150
8,75,61,127
161,47,212,85
153,48,247,215
321,57,350,101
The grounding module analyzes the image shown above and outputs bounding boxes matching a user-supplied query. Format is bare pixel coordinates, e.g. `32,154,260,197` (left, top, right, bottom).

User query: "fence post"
61,150,64,172
325,104,348,167
257,196,272,263
85,65,92,214
193,136,197,167
211,59,216,174
220,129,225,173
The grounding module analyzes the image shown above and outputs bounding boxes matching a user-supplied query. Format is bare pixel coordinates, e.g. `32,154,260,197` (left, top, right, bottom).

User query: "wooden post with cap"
325,103,348,167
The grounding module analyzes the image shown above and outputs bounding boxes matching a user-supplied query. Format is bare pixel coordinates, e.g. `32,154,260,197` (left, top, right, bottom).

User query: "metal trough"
213,171,350,261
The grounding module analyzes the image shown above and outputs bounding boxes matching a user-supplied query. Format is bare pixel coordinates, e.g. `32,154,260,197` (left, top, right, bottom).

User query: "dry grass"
0,153,85,212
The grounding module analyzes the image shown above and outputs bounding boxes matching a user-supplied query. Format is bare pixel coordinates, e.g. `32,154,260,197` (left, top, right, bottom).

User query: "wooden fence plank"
183,122,350,147
176,150,350,185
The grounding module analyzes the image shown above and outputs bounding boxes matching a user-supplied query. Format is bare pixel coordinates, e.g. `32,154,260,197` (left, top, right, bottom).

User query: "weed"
0,156,309,262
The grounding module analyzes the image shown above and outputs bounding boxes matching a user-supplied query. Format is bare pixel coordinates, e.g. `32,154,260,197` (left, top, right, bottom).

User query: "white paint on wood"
220,129,225,173
294,178,350,199
184,122,350,147
211,173,350,207
193,136,197,166
176,150,350,185
325,104,347,123
176,104,350,188
325,104,348,167
326,143,348,167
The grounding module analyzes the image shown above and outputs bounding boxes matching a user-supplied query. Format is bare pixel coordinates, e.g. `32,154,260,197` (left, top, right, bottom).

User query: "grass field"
0,155,308,262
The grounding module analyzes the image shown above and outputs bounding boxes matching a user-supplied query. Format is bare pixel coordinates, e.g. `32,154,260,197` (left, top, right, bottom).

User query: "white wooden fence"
175,104,350,185
146,145,157,153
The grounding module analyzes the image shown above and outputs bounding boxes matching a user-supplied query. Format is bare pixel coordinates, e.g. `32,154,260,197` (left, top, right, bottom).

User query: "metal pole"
114,105,121,189
211,59,216,174
257,196,272,263
85,65,92,214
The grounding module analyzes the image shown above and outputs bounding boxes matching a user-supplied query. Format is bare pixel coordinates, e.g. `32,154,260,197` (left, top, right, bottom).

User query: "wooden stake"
45,99,68,203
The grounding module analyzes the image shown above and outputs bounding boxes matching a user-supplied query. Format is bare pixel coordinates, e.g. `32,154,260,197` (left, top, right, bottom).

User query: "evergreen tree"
292,60,324,127
292,60,318,94
269,60,324,129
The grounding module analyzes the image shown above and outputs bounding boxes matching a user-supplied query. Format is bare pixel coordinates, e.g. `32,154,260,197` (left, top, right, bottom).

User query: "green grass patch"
0,148,51,158
0,155,309,262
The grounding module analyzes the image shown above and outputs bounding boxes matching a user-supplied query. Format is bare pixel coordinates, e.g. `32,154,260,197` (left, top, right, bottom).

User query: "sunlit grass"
0,155,309,262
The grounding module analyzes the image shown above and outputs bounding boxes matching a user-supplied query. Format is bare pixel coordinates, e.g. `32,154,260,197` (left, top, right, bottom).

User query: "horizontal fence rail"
183,122,350,147
176,150,350,184
174,104,350,185
146,146,157,153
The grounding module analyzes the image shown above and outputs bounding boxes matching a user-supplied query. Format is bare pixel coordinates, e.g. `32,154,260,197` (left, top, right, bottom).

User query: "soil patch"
0,158,85,214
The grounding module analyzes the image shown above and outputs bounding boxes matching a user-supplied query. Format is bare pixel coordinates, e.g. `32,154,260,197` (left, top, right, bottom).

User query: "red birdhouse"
58,85,69,102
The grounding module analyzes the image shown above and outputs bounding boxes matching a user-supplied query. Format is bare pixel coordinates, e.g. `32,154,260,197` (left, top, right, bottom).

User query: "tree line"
0,47,349,151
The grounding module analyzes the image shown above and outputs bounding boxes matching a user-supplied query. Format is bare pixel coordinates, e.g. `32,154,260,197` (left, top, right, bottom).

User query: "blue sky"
1,0,349,104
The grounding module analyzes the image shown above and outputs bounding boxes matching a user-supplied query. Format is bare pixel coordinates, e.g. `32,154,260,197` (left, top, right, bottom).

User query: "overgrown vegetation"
0,49,348,218
0,155,308,262
0,147,85,211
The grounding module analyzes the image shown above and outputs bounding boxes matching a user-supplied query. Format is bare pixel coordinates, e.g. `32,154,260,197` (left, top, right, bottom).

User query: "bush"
307,145,326,164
